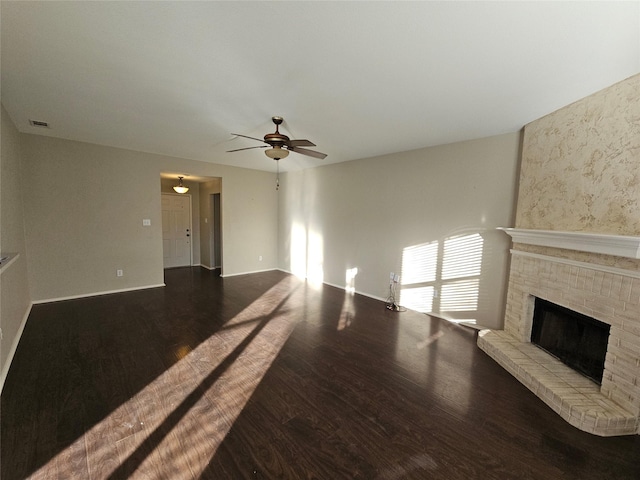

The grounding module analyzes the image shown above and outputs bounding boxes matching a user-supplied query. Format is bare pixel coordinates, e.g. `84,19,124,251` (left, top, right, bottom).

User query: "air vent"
29,119,50,128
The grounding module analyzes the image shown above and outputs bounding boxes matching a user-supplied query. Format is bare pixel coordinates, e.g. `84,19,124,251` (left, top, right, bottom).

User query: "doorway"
160,174,222,273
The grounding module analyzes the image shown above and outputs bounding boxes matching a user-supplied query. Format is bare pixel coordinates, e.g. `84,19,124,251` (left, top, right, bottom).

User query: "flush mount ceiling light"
173,176,189,194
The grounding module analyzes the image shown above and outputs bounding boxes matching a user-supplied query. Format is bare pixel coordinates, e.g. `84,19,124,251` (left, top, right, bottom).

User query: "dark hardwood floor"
2,267,639,479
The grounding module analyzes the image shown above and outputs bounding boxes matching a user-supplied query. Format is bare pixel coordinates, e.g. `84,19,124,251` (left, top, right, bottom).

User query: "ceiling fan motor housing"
264,116,288,147
264,134,288,147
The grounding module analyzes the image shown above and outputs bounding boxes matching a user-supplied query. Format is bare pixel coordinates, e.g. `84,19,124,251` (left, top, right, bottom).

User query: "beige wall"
1,105,31,389
20,134,278,301
517,73,640,235
279,132,521,329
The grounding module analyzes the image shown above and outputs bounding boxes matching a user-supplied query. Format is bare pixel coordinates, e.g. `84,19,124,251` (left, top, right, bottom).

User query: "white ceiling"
2,1,639,173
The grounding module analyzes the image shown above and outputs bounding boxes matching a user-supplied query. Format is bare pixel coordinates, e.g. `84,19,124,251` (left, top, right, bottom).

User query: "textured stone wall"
516,74,640,236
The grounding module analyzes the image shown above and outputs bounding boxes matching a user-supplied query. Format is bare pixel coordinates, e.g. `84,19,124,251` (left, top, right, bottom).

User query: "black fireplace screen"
531,298,610,384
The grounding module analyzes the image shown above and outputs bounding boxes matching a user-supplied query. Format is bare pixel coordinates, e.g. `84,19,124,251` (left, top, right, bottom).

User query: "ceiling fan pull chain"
276,160,280,190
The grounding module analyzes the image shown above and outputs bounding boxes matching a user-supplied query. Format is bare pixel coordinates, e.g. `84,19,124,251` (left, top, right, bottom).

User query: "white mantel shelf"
497,228,640,259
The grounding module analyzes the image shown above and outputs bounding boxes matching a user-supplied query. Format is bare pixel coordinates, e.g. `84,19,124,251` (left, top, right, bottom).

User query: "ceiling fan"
227,116,327,161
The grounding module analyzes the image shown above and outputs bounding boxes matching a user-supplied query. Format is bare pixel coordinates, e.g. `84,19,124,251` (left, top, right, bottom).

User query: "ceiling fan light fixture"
173,176,189,194
265,147,289,160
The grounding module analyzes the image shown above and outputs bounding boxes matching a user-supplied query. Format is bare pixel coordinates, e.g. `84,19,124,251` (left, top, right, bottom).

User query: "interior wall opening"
160,174,223,275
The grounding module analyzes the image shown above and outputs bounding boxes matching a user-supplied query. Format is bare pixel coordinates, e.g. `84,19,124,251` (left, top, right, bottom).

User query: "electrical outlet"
117,269,123,277
259,255,263,261
142,219,151,226
394,274,400,283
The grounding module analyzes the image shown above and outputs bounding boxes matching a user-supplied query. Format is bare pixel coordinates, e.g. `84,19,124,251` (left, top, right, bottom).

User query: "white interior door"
162,193,192,268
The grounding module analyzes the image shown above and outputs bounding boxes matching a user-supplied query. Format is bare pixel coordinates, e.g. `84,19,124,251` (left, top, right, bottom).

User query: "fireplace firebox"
531,298,610,384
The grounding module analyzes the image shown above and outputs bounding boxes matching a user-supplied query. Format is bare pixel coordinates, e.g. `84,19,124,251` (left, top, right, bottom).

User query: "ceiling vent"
29,119,50,128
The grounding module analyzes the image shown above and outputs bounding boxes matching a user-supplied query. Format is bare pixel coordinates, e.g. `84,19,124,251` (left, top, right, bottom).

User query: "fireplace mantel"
497,228,640,259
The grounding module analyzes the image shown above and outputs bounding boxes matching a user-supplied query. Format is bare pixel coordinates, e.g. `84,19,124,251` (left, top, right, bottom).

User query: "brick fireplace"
478,228,640,436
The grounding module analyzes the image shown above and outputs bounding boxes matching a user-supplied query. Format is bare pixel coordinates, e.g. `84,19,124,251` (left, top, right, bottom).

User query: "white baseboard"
426,312,484,329
32,283,166,305
200,264,220,271
0,302,33,394
276,270,482,326
321,279,387,302
220,268,277,278
276,268,388,303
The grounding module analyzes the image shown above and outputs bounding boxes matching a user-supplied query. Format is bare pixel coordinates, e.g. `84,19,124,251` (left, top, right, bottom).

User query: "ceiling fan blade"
231,133,267,143
287,139,316,148
289,146,327,159
227,145,268,152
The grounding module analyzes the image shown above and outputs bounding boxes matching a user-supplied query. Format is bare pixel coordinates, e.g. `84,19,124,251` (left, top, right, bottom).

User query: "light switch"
143,219,151,226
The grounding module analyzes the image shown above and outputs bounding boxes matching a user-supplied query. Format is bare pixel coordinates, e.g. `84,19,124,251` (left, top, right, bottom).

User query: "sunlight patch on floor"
32,278,301,479
338,267,358,330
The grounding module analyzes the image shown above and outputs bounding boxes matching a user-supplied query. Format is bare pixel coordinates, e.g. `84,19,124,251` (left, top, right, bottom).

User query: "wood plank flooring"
2,267,639,479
